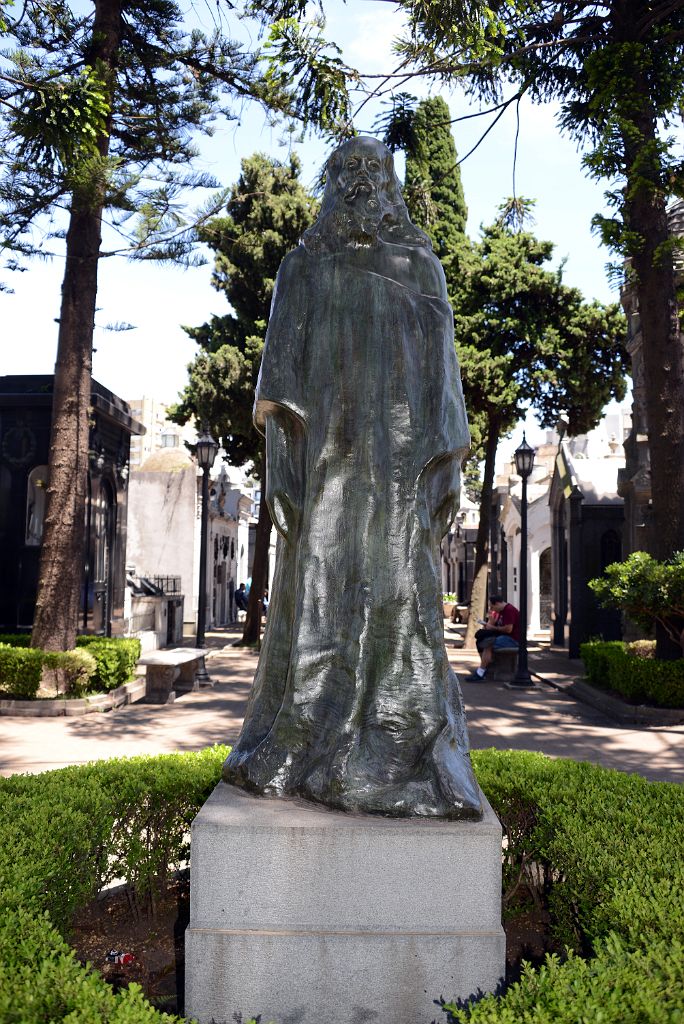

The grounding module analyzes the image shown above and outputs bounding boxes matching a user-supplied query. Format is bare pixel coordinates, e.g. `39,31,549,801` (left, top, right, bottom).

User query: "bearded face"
302,136,430,255
331,141,389,246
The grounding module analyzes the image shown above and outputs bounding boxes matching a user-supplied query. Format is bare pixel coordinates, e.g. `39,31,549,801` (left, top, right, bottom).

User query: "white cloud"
335,6,405,74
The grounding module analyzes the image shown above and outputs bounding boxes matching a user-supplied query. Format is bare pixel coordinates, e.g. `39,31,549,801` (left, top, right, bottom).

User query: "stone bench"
449,603,470,624
137,647,209,704
488,645,519,682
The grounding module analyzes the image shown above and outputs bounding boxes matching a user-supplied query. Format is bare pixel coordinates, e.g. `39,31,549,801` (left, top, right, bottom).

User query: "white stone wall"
501,493,551,636
127,464,198,632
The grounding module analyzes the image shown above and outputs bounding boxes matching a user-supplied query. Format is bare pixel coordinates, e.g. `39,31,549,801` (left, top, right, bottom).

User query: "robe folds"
223,238,482,819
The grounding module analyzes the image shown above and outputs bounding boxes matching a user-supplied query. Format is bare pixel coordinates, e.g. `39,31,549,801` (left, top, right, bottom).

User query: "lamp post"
195,425,218,683
509,433,536,689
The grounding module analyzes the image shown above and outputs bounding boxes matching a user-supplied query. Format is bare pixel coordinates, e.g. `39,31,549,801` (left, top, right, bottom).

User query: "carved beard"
333,178,384,246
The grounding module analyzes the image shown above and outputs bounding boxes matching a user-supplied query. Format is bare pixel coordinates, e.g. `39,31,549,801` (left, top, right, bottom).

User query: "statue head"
303,136,431,253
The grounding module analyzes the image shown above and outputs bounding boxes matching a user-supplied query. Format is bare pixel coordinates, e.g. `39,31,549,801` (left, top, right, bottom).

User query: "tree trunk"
31,207,101,651
31,0,121,652
627,173,684,562
464,414,500,649
240,463,273,646
621,49,684,657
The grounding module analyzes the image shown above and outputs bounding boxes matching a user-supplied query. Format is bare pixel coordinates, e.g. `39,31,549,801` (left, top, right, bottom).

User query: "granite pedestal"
185,783,505,1024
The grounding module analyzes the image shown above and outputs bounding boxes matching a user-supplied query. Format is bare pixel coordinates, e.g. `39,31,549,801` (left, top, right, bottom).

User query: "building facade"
126,396,194,470
440,496,479,602
0,375,143,636
496,439,557,635
489,414,630,653
549,434,625,657
126,446,257,636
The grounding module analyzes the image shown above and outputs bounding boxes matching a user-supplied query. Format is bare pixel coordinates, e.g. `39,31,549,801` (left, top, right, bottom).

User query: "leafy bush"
589,550,684,654
0,637,141,699
40,648,98,696
0,745,228,1023
441,749,684,1023
626,639,656,659
0,645,44,697
0,646,96,698
0,633,31,647
580,640,684,707
75,636,142,693
1,748,682,1024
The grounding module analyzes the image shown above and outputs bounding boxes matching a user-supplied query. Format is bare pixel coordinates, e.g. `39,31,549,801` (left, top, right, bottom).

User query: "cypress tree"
170,153,317,645
401,106,626,647
403,95,469,298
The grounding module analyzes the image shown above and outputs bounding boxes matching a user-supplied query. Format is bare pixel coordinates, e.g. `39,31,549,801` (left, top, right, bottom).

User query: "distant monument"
223,136,481,820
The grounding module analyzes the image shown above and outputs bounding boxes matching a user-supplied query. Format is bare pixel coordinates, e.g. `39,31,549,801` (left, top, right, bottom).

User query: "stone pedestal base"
185,783,505,1024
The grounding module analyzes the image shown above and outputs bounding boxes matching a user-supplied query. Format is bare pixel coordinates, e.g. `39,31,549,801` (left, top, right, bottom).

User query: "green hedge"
441,750,684,1023
0,633,31,647
0,746,228,1023
0,646,96,699
581,640,684,707
1,748,682,1023
0,636,142,699
76,636,142,693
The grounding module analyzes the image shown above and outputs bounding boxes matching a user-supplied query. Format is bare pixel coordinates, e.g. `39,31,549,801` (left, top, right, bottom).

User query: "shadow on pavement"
1,625,683,782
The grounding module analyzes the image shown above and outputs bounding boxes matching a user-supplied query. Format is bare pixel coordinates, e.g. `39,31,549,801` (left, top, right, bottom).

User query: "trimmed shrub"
0,633,31,647
0,645,44,697
626,639,656,659
581,640,684,707
0,745,228,1023
39,648,98,697
580,639,625,686
75,636,142,693
440,749,684,1023
0,637,141,699
1,748,682,1022
0,646,97,699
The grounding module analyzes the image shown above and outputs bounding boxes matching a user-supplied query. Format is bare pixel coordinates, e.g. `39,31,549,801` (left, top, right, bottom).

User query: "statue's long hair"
302,136,432,253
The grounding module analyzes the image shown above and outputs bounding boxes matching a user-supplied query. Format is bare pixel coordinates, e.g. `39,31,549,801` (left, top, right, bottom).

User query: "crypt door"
92,480,116,635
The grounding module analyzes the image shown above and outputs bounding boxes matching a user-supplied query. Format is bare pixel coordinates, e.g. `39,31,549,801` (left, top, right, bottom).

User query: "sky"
1,1,627,460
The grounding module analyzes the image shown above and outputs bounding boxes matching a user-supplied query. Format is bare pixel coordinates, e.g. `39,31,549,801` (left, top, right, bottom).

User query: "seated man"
467,595,519,681
234,583,249,621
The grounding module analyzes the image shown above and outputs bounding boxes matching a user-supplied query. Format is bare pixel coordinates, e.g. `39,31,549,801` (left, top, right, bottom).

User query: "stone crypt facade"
0,374,143,636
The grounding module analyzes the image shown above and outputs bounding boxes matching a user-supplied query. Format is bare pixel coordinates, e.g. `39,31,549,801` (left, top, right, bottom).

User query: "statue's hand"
267,488,300,541
264,407,305,543
424,454,461,541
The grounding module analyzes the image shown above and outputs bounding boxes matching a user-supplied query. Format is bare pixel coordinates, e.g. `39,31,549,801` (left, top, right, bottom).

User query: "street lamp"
195,425,218,683
509,433,536,689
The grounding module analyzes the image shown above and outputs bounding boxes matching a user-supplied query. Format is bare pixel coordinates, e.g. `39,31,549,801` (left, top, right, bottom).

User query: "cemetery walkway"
1,625,682,782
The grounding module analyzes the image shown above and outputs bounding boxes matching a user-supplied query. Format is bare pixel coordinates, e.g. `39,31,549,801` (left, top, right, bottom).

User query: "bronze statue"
223,137,481,819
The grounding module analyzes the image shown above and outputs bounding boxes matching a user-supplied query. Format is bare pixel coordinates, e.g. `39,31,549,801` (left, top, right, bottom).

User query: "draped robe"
223,235,482,819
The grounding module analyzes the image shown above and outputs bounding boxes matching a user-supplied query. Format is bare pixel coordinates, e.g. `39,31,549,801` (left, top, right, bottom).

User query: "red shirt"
497,604,520,643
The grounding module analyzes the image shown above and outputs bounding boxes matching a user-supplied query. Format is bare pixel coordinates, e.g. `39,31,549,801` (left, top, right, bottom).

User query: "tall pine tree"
403,95,468,288
402,96,487,490
0,0,303,651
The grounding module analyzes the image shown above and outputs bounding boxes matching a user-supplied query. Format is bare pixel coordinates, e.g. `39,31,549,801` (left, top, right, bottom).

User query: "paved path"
1,625,682,783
